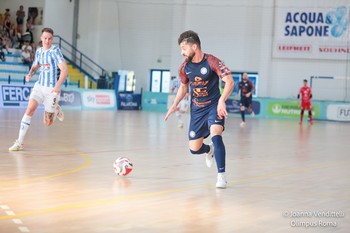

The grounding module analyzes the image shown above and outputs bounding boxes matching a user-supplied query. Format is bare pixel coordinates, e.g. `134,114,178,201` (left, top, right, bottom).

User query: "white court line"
1,205,31,232
0,205,10,210
18,226,30,232
5,210,15,215
13,218,23,224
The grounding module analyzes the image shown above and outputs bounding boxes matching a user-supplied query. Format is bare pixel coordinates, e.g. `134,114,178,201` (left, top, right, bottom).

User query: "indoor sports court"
1,0,350,232
0,109,349,233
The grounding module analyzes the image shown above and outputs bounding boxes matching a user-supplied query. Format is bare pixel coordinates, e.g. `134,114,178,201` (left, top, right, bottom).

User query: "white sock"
218,172,226,178
18,114,32,144
53,107,58,122
175,111,182,121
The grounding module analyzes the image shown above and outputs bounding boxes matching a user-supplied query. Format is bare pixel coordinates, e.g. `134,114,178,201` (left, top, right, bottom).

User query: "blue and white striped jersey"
33,45,65,87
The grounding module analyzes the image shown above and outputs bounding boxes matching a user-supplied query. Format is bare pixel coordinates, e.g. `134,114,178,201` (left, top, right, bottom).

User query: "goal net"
310,76,350,102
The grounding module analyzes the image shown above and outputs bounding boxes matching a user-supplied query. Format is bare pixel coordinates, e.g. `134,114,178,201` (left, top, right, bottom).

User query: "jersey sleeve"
53,47,65,65
178,60,189,84
32,48,40,66
248,80,254,90
206,54,231,79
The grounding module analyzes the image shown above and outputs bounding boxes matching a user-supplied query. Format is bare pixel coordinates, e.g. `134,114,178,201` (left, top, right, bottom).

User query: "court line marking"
0,150,91,185
0,160,348,221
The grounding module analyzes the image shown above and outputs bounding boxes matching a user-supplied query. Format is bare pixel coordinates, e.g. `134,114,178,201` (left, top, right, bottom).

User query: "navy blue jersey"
179,54,231,110
238,80,254,97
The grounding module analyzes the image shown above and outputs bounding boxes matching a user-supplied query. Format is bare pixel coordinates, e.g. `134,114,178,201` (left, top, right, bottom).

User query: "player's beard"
186,50,195,61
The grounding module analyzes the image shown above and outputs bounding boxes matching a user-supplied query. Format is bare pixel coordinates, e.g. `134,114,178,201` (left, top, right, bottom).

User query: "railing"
1,75,79,88
53,35,108,83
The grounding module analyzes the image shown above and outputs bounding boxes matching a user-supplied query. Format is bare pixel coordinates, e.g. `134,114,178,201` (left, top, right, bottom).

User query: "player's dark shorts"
188,103,225,140
240,96,252,108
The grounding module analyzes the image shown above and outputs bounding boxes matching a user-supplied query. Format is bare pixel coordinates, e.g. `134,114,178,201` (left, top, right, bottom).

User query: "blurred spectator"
21,40,33,67
16,5,25,34
0,36,12,62
9,23,20,48
25,18,34,44
4,9,11,19
0,14,3,34
3,14,11,37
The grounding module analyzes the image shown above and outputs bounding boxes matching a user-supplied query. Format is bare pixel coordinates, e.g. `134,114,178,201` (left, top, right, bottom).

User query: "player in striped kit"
9,27,68,151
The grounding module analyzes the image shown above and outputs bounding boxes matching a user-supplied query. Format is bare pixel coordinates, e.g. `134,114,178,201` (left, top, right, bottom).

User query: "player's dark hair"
178,30,201,49
303,79,308,82
42,27,54,35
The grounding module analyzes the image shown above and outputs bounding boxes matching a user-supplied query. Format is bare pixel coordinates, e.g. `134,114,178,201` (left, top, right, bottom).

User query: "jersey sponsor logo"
185,71,192,75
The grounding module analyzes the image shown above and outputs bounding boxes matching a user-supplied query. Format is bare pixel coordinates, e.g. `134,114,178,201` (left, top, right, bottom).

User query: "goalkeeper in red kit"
298,79,313,125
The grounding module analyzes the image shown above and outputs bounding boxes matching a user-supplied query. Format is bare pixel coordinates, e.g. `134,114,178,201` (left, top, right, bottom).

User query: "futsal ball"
113,157,133,176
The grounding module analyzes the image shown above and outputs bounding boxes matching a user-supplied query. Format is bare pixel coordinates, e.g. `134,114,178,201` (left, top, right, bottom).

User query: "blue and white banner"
273,0,350,60
0,84,35,108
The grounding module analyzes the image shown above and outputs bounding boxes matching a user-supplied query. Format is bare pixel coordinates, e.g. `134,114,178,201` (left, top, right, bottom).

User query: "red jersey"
299,86,312,102
299,86,312,110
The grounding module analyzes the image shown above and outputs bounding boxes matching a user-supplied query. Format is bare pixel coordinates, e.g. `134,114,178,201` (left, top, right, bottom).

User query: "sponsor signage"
267,101,320,118
273,2,350,60
81,91,116,109
226,99,261,115
327,104,350,121
117,93,141,110
59,90,82,107
0,84,33,108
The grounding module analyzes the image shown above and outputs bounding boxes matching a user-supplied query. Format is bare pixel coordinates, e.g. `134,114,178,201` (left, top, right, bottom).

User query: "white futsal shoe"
216,173,227,189
205,142,214,168
9,140,23,151
240,121,246,128
56,105,64,122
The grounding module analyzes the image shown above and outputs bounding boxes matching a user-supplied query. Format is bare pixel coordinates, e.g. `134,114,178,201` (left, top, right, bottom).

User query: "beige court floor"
0,108,349,233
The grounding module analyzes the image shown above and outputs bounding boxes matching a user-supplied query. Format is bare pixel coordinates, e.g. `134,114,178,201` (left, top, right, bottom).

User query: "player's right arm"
26,64,39,82
165,82,188,121
165,62,189,121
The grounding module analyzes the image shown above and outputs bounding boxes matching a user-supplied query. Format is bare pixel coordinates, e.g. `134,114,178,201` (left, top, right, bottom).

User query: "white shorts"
30,82,60,113
178,98,189,112
167,94,176,109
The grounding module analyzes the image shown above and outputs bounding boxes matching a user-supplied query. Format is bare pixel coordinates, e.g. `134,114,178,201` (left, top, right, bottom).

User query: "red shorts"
301,101,312,110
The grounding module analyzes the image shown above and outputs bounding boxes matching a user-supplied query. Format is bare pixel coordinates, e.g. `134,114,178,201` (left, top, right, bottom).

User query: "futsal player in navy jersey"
9,28,67,151
165,30,235,188
237,72,255,127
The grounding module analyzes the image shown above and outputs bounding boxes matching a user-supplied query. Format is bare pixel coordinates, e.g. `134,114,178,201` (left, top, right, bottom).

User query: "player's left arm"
54,61,68,94
218,74,235,119
251,81,256,96
309,88,312,99
246,80,255,97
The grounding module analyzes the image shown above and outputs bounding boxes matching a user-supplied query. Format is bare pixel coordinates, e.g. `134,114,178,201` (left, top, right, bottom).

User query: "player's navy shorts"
240,96,252,108
188,103,225,140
